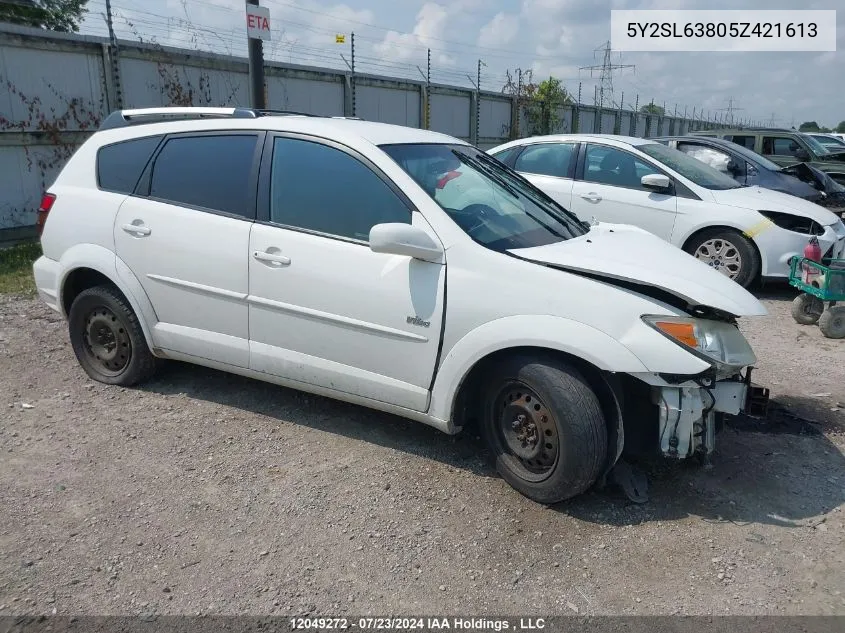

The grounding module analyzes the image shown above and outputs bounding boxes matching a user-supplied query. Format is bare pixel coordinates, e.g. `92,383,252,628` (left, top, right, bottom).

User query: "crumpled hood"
711,186,841,226
509,224,768,317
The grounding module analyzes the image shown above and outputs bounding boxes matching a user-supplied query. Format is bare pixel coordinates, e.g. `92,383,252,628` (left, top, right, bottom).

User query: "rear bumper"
32,255,61,314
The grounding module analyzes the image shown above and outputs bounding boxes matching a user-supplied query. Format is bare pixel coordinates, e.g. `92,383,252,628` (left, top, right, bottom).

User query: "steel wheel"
491,382,560,483
694,238,743,279
81,306,132,376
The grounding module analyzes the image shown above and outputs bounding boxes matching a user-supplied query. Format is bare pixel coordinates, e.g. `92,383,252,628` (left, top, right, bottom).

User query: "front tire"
684,229,760,288
791,293,824,325
480,355,607,504
68,285,157,386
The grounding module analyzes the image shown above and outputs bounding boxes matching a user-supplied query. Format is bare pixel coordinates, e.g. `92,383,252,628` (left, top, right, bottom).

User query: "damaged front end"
782,162,845,218
622,315,767,465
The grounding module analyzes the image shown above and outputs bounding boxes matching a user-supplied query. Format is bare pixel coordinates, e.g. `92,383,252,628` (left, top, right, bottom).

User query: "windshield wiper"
453,150,521,198
466,149,589,229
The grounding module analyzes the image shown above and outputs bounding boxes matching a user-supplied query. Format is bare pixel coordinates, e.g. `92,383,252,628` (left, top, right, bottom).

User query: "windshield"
812,134,845,150
802,134,830,156
381,143,587,251
638,143,743,190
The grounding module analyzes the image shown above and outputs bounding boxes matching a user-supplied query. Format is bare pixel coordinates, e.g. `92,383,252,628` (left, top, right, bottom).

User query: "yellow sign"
335,34,345,44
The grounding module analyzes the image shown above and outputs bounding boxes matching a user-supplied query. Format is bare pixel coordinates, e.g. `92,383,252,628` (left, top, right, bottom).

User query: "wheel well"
451,347,623,465
61,268,118,315
681,225,762,264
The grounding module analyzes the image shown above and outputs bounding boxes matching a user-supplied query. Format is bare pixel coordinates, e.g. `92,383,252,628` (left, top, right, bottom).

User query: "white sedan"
489,134,845,287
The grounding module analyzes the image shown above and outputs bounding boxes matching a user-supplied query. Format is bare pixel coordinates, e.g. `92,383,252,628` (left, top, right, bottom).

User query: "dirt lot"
0,289,843,617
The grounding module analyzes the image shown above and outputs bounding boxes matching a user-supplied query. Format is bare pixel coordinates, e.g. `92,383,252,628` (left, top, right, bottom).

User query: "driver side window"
763,136,801,157
584,144,661,191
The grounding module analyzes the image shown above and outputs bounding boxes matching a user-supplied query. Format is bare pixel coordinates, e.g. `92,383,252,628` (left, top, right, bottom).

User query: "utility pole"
475,59,485,142
350,33,356,117
104,0,123,109
579,41,634,109
246,0,265,109
426,49,431,129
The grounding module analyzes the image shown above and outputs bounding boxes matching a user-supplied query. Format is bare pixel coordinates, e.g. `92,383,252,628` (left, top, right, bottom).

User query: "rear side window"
97,136,162,194
149,134,258,218
727,135,755,149
514,143,576,178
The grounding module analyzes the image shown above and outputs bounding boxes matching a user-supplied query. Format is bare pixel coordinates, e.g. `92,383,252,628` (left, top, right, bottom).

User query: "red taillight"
36,193,56,237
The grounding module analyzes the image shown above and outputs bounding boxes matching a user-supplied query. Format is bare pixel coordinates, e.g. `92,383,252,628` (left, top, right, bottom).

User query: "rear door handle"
121,223,151,236
580,193,602,203
253,251,291,266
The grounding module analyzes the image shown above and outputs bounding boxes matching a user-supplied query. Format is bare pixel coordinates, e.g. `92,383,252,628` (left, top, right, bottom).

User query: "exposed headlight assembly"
758,210,824,235
642,316,757,370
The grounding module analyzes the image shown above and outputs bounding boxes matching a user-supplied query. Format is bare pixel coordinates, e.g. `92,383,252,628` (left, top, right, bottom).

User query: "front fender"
57,243,158,351
428,315,651,423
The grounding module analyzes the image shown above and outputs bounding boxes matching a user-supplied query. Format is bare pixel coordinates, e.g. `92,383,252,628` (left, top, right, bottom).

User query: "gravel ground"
0,289,843,617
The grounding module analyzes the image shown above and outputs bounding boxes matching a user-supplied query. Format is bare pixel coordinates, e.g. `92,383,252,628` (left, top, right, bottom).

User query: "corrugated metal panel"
478,97,511,140
619,112,632,136
556,106,572,133
600,112,616,133
120,57,249,107
0,45,107,131
578,108,595,133
355,85,419,126
430,92,470,139
269,76,343,116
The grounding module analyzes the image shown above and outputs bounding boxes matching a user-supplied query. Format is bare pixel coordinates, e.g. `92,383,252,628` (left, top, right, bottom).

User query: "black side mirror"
726,159,741,174
795,148,810,161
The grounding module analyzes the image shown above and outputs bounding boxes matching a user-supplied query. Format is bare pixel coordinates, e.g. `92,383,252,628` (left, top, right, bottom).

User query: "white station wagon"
34,107,767,503
490,134,845,288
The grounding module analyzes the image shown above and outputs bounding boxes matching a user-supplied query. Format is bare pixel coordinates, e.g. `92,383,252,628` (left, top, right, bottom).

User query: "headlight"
641,316,756,370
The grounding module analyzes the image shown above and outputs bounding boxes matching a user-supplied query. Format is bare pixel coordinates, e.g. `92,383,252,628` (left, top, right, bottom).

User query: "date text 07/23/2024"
289,617,548,631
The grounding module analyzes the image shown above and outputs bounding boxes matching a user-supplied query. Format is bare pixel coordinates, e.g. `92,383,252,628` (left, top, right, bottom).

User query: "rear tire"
819,306,845,339
480,354,607,504
68,285,157,386
791,293,824,325
684,228,760,288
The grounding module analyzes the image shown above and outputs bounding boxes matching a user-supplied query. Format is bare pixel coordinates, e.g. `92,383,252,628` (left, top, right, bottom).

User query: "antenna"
579,41,634,109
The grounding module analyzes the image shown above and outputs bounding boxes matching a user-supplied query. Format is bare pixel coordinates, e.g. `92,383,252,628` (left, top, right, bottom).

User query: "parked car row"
688,128,845,185
33,107,776,505
488,134,845,288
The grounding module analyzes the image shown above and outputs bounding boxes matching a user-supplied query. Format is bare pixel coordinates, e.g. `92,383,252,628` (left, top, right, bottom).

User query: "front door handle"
121,223,151,236
253,251,291,266
580,193,602,203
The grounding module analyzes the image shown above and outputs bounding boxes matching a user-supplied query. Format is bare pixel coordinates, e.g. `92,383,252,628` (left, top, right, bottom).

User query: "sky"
78,0,845,128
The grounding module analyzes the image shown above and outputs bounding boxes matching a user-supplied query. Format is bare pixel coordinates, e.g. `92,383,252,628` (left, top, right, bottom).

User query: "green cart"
789,257,845,338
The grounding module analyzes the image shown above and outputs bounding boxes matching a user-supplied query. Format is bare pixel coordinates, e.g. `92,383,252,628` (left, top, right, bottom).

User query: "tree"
639,103,665,116
502,69,573,136
0,0,88,33
799,121,821,132
836,121,845,133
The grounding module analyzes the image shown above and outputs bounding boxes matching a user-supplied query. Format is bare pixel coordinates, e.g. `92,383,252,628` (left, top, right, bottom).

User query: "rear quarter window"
97,136,163,194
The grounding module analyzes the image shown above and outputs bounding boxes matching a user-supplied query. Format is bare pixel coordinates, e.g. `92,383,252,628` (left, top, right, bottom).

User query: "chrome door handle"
253,251,291,266
121,223,151,236
580,193,602,203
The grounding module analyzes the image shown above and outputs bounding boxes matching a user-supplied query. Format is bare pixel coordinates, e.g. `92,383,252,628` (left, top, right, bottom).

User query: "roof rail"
97,106,331,131
99,107,258,130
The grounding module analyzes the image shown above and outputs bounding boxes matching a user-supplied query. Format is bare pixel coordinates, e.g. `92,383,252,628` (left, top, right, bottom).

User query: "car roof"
493,133,658,151
93,108,465,149
653,135,740,148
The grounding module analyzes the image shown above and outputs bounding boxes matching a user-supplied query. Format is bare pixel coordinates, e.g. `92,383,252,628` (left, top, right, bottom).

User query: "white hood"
510,224,768,317
712,186,840,226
